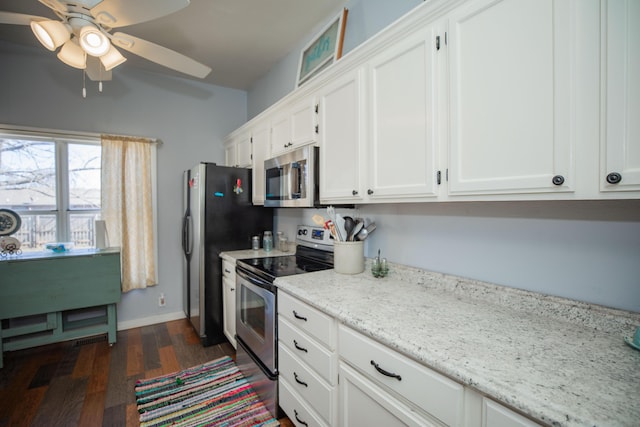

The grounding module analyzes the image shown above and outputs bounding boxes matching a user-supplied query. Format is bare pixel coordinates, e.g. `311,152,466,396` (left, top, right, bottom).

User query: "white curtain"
101,134,157,292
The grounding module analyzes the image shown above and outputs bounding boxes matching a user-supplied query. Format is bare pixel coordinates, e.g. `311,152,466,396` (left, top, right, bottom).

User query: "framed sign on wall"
296,8,348,87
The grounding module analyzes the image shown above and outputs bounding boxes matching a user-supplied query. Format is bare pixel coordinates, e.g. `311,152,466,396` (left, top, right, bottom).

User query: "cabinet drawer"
280,377,329,427
483,398,541,427
222,259,236,281
279,344,335,424
279,317,336,384
278,291,336,348
339,325,463,426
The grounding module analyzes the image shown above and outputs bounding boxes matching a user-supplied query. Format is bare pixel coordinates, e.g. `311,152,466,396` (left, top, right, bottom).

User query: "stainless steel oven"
235,225,334,419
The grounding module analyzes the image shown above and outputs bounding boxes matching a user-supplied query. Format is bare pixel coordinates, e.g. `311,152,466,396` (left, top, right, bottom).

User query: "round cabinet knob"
606,172,622,184
352,190,358,196
552,175,565,186
367,189,374,195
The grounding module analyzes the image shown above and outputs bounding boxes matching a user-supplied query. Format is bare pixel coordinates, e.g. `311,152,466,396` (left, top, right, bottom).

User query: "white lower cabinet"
278,292,337,426
339,325,463,426
221,259,236,349
482,398,540,427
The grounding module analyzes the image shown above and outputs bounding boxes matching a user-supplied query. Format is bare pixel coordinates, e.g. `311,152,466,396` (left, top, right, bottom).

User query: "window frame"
0,128,102,249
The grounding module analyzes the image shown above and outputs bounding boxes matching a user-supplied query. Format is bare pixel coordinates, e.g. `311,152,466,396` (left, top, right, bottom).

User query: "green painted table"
0,248,121,368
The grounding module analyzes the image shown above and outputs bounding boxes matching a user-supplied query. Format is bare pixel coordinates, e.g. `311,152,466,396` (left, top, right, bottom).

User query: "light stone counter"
274,260,640,427
220,247,295,263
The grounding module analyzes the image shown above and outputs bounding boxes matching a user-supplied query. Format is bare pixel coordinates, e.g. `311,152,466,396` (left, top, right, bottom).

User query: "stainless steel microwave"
264,145,319,207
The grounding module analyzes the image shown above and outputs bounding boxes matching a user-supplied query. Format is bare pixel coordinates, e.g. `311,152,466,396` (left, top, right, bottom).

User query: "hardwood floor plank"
8,386,47,427
72,342,97,378
104,331,128,410
152,323,172,348
53,343,80,378
158,345,180,375
78,391,106,426
87,341,112,394
102,403,126,427
28,362,58,389
141,325,161,372
165,318,186,336
126,328,143,377
125,403,138,427
31,376,88,426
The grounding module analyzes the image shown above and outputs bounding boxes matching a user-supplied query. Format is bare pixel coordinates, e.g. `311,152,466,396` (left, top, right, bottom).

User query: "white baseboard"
117,310,186,331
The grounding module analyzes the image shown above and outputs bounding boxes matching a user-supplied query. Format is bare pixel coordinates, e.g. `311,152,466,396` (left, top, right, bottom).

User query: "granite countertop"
220,246,295,262
274,260,640,427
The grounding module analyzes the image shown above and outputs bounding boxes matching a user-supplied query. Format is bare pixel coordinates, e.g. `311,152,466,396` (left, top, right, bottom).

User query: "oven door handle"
236,267,273,289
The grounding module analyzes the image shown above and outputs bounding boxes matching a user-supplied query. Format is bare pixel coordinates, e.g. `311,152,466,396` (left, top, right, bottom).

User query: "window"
0,132,101,252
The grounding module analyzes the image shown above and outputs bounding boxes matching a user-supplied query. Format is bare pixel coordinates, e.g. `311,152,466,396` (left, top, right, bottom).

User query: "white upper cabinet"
319,67,367,203
447,0,575,196
224,131,252,168
270,95,318,157
251,121,270,205
600,0,640,192
367,25,440,201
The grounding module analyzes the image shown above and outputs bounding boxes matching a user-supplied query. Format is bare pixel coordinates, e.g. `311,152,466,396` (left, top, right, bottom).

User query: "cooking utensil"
356,222,376,240
349,221,363,241
335,213,347,242
326,206,343,241
343,216,355,240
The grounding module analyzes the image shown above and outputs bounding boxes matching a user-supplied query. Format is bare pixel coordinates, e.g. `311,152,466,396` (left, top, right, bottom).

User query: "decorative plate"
0,209,21,236
624,336,640,351
0,236,21,253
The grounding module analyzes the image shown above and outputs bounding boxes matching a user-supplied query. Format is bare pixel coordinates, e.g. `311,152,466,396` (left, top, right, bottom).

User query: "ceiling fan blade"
111,32,211,79
91,0,190,28
0,11,48,26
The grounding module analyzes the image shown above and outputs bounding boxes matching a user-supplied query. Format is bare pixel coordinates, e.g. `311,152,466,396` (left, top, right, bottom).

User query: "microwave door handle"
291,162,301,198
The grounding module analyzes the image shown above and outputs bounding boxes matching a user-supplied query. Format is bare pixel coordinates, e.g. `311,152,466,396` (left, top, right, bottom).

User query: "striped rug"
135,356,279,427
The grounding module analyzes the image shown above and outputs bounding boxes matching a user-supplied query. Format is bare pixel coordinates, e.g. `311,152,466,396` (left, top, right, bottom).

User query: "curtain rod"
0,123,161,144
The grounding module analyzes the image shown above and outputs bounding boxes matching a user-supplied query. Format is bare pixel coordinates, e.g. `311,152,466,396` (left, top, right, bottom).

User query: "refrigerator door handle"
182,214,193,256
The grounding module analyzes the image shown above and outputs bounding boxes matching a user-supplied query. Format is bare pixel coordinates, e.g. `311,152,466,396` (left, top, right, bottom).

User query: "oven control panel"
296,225,333,251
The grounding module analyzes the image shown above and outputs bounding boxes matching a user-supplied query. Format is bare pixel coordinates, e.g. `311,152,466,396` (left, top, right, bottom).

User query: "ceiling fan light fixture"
57,40,86,69
100,45,127,71
30,20,70,51
79,25,110,57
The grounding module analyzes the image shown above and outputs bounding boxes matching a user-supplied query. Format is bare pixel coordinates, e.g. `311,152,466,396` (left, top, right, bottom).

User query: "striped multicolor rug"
135,356,279,427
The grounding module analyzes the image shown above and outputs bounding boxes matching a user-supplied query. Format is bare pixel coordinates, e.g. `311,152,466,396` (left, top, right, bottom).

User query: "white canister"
333,241,365,274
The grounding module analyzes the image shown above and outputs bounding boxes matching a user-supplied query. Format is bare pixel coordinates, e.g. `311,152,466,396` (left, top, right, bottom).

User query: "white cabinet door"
222,277,236,348
600,0,640,192
367,25,440,201
224,132,251,168
483,398,540,427
251,123,270,205
236,135,252,168
291,96,318,147
319,67,366,203
270,96,318,157
447,0,575,195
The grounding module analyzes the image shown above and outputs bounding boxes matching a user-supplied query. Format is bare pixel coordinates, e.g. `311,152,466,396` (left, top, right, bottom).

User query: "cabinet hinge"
446,168,449,181
445,32,447,46
315,104,319,114
250,137,253,143
437,170,441,185
315,125,319,134
436,35,440,51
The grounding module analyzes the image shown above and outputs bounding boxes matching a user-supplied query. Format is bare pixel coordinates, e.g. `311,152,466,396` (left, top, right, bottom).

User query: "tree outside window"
0,134,101,252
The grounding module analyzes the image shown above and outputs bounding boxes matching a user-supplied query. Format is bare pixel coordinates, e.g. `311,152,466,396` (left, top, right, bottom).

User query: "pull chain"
82,69,87,98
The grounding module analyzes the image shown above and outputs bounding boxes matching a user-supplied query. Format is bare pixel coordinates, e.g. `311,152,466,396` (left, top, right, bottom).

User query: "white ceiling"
0,0,346,90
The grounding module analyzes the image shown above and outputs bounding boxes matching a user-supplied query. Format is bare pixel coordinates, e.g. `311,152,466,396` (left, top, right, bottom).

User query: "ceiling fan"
0,0,211,82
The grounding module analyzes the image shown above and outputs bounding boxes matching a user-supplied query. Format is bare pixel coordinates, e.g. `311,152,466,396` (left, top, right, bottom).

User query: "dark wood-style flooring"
0,319,293,427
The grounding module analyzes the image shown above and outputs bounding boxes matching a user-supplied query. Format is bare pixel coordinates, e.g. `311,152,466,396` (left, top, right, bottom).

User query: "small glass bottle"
263,231,273,252
251,236,260,250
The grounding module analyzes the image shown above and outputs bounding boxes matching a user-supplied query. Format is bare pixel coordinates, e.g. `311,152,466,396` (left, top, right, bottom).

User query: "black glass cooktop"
237,246,333,282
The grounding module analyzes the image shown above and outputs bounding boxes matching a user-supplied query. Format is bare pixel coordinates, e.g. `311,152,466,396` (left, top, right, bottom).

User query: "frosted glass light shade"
30,20,70,51
57,40,86,69
100,45,126,71
79,25,110,56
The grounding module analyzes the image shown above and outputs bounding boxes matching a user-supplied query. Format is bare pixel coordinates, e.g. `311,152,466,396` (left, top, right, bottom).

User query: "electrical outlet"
159,293,166,307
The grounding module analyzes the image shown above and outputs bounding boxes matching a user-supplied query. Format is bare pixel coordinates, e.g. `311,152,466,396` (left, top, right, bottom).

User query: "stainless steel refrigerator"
182,163,273,346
